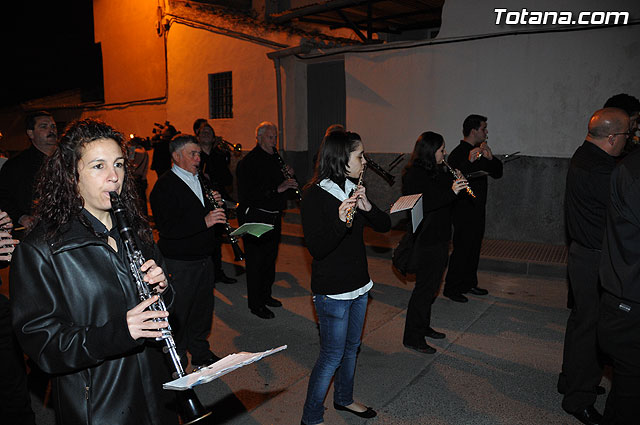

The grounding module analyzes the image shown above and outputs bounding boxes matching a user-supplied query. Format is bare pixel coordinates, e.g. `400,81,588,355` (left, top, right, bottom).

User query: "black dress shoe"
467,287,488,295
250,306,275,319
215,272,237,284
265,297,282,307
333,402,377,418
403,341,436,354
444,293,468,303
570,405,603,425
425,327,446,339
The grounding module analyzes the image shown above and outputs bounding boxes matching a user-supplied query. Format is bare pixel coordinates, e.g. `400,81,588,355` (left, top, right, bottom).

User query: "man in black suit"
236,121,299,319
150,134,227,369
559,107,629,424
443,114,503,303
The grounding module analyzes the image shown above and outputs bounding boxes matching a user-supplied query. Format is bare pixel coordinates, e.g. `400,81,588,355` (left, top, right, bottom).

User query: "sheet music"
163,345,287,391
229,222,274,238
390,193,422,214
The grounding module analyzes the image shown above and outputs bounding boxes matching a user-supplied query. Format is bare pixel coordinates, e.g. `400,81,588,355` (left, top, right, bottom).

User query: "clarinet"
198,173,245,261
441,159,476,198
109,192,212,425
345,164,366,228
272,147,302,201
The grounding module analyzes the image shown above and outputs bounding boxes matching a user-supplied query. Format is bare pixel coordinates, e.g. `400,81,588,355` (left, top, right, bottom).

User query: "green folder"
229,222,274,238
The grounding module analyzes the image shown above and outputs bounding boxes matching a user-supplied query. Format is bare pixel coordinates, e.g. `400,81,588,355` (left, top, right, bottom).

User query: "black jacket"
10,217,178,425
0,144,46,223
150,170,216,260
447,140,503,206
236,145,291,212
402,166,457,246
301,183,391,295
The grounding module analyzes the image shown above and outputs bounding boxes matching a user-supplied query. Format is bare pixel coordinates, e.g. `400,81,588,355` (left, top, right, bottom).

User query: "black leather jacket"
10,217,178,425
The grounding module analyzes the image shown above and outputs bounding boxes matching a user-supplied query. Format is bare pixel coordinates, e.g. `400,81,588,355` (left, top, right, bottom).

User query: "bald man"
559,107,629,425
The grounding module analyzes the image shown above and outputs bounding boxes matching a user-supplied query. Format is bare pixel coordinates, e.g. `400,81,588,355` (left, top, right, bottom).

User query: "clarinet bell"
177,389,213,424
231,241,245,261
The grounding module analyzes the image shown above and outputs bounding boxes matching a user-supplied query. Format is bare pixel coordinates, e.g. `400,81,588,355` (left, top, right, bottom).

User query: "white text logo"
494,8,629,25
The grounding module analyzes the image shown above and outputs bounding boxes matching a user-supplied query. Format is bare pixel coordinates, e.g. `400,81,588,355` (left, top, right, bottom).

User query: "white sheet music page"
390,193,422,214
163,345,288,390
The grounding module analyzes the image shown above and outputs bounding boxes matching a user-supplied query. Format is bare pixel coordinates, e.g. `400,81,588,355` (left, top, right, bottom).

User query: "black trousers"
444,205,485,295
243,214,282,311
559,243,603,413
164,257,216,366
598,292,640,425
0,294,35,425
403,242,449,345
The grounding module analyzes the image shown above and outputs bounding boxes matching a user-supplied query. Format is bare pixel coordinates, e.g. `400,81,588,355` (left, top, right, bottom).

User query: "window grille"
209,71,233,119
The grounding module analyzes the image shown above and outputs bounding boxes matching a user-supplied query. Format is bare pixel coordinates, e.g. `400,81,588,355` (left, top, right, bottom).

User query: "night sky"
1,1,99,108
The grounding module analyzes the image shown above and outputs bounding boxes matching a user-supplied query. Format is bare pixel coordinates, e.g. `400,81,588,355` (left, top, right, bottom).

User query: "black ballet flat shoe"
333,402,377,419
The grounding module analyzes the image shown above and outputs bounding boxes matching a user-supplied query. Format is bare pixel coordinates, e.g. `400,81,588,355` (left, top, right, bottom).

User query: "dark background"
1,1,101,108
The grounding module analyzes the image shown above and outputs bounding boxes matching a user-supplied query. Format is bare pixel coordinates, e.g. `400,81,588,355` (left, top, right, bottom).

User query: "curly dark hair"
34,118,152,244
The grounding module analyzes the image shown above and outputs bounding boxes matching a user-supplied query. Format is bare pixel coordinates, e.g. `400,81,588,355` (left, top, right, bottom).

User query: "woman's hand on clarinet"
141,259,168,294
352,186,372,212
126,295,169,340
0,210,18,262
0,230,18,262
452,176,470,195
205,209,227,228
0,210,13,230
338,198,357,222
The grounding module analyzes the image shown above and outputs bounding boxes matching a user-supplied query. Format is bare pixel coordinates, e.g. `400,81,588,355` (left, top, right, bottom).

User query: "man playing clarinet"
236,121,299,319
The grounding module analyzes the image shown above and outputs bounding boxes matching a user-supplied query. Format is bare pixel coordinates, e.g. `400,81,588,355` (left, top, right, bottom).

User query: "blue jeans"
301,292,368,425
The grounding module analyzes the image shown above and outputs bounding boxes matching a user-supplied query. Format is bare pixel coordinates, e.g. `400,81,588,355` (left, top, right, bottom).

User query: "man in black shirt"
0,110,57,231
194,118,237,284
150,134,227,369
559,107,629,425
443,114,503,302
598,145,640,424
236,121,298,319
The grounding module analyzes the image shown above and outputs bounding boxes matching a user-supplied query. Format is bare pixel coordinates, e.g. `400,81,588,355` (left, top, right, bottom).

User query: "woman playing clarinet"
10,118,179,425
300,130,391,425
401,131,469,354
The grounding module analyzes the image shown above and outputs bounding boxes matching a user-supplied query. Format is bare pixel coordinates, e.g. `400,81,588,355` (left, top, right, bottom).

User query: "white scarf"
318,178,357,201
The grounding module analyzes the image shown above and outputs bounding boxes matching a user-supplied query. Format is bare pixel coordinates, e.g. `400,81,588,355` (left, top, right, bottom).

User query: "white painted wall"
343,0,640,157
164,23,309,151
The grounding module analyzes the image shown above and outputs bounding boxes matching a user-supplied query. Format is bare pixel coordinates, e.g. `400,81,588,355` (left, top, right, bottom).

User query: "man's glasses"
611,132,631,137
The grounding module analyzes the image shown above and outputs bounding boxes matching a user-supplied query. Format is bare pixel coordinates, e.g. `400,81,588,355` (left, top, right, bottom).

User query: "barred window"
208,71,233,119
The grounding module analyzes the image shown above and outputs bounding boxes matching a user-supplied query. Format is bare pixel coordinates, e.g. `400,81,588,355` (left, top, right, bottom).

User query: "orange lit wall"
93,0,166,105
